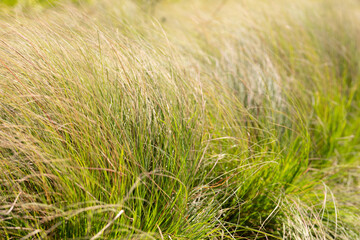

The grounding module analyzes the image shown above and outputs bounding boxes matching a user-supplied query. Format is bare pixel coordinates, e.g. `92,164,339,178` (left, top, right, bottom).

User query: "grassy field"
0,0,359,239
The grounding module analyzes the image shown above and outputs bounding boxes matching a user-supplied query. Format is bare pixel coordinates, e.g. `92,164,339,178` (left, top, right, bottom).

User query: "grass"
0,0,359,239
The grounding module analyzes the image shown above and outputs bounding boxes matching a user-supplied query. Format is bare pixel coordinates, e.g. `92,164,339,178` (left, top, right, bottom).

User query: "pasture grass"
0,0,359,239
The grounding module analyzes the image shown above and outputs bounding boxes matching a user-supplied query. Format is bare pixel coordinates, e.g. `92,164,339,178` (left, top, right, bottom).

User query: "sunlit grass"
0,0,359,239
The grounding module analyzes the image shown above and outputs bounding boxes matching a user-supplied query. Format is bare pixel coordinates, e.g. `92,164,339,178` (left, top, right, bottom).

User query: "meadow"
0,0,359,239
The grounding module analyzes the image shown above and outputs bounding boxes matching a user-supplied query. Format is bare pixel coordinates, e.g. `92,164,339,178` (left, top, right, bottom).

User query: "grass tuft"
1,0,359,239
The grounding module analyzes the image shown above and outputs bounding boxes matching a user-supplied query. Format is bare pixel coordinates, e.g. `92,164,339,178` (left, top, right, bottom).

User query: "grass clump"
0,0,359,239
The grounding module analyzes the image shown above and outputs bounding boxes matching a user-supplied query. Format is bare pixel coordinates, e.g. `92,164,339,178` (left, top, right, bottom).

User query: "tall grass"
0,0,359,239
